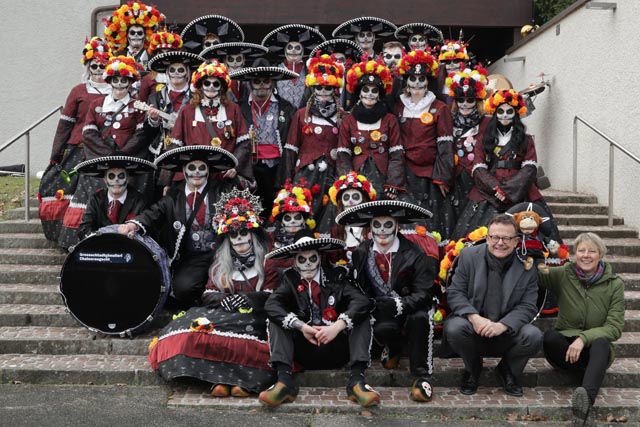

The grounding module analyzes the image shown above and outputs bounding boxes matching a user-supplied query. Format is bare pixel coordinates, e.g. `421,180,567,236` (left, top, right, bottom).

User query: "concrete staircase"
0,190,638,423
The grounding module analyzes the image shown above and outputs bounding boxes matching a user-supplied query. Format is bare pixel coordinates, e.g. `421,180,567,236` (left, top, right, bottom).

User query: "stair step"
564,238,640,257
0,304,76,327
557,225,638,239
618,273,640,291
547,203,609,215
0,284,62,305
6,207,40,221
0,233,58,249
0,248,66,265
540,190,598,204
553,214,624,226
0,220,44,234
599,256,640,274
0,265,59,284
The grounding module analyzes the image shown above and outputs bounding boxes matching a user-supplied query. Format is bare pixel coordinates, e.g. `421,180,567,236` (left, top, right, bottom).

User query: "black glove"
220,294,250,312
375,296,401,317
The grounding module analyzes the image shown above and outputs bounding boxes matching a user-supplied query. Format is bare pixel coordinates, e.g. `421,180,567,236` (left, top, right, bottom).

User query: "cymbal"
520,82,547,96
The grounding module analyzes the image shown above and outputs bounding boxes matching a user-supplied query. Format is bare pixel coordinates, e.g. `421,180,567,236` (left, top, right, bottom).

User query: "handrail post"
608,144,614,227
24,132,30,221
573,117,578,192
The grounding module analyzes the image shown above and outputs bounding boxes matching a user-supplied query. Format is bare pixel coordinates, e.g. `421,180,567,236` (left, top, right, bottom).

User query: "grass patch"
0,175,40,221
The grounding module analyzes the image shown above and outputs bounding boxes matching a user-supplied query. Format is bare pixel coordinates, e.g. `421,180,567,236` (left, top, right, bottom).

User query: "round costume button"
115,114,123,121
332,127,339,135
314,126,322,135
350,137,357,144
357,136,365,143
225,120,232,126
378,146,385,154
216,121,224,129
113,122,121,129
369,143,377,149
381,134,388,142
468,153,475,161
266,114,274,121
278,115,285,123
400,117,407,123
173,221,182,230
104,121,112,127
192,233,200,241
457,149,465,157
328,296,335,306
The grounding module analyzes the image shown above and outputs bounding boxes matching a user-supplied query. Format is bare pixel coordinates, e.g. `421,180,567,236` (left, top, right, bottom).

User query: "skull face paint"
285,41,303,63
442,59,464,74
359,84,379,108
104,167,128,198
313,85,334,103
356,31,375,52
409,34,427,51
382,47,402,71
295,249,320,280
282,212,305,234
202,77,222,100
202,35,220,50
228,228,252,255
183,160,209,190
127,25,145,50
456,97,477,117
371,216,397,249
496,104,516,126
88,59,106,81
109,76,131,99
341,188,363,208
407,74,428,98
167,62,188,88
250,77,273,101
225,54,244,71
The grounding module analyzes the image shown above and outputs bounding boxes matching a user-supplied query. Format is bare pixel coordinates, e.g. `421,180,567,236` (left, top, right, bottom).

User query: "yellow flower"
148,337,158,351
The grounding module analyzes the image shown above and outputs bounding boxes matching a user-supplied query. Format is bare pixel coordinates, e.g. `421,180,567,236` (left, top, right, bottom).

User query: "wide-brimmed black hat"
154,145,237,172
147,51,204,73
336,200,432,227
180,15,244,53
309,39,364,62
265,229,345,260
261,24,326,59
229,66,299,81
394,23,444,46
74,156,156,177
332,17,397,39
200,42,268,62
506,201,553,237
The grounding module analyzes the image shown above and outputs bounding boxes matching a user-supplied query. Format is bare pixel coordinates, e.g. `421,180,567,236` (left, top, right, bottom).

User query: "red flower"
297,285,305,292
311,184,321,195
303,125,313,135
322,307,337,322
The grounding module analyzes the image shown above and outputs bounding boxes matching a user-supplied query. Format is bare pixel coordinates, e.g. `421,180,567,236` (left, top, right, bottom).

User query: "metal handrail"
573,115,640,227
0,106,62,221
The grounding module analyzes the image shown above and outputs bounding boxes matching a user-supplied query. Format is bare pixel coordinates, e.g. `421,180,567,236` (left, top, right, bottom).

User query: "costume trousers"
444,316,542,376
374,308,434,377
268,319,372,370
171,250,215,306
253,162,278,219
543,329,610,403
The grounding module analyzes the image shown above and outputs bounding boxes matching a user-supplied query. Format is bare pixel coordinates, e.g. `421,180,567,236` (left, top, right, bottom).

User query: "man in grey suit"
443,214,543,396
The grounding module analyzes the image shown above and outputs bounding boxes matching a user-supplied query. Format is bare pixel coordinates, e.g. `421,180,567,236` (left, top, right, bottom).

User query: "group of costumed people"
38,5,622,421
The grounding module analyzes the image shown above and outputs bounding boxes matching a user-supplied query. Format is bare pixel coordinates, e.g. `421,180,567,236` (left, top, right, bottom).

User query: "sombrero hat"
200,42,268,62
74,156,156,176
332,17,397,39
154,145,238,171
309,39,364,62
394,23,444,46
180,15,244,53
147,51,204,72
229,66,299,81
266,229,345,260
261,24,326,59
336,200,432,227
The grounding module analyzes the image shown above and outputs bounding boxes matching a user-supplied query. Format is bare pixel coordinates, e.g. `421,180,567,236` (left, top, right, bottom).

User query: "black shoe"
460,370,480,395
494,361,523,397
571,387,592,427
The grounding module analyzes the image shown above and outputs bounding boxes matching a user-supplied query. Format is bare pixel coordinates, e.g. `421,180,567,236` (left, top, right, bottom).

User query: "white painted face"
251,77,273,100
225,54,244,71
229,228,252,255
285,41,303,63
443,59,464,74
496,104,516,126
202,35,220,50
282,212,305,234
167,62,188,87
88,59,106,81
110,76,131,91
456,97,477,116
313,84,334,103
356,31,375,51
183,160,208,189
295,249,320,280
409,34,427,51
371,216,397,247
333,53,347,65
407,74,428,98
359,84,379,108
382,47,402,70
341,188,363,208
104,167,128,198
202,77,222,100
127,25,145,50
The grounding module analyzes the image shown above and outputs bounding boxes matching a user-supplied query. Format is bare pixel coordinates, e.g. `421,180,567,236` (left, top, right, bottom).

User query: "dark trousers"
171,250,214,306
268,318,372,371
444,316,542,376
253,162,279,219
543,329,611,403
373,308,433,377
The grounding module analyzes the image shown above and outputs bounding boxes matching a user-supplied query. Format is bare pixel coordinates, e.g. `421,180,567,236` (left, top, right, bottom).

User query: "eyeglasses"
168,66,186,74
202,79,221,89
487,235,518,243
110,76,130,84
90,63,106,70
229,228,250,238
314,85,334,92
128,30,144,37
297,254,318,264
383,53,402,61
251,78,271,86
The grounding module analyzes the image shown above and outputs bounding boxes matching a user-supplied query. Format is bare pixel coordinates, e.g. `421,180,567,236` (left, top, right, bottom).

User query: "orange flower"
370,130,382,141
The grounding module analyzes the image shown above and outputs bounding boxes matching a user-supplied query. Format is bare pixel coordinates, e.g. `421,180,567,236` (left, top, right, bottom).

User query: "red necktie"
107,200,122,224
374,252,390,284
309,280,321,306
186,192,206,226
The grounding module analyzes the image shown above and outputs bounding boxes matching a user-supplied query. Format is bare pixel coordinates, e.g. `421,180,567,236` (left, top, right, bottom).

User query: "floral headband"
345,57,393,94
81,37,112,65
328,171,377,206
484,89,527,116
147,31,183,55
305,53,344,88
103,1,164,51
191,60,231,92
397,49,439,78
102,55,140,82
447,66,488,99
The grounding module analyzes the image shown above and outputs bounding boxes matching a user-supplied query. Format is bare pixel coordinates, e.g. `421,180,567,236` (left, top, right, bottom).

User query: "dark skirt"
293,156,337,227
57,175,105,249
148,305,275,393
405,168,456,241
450,169,474,223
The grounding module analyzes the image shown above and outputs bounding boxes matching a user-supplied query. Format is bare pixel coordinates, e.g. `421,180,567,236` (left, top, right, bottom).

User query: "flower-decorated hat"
147,51,203,73
213,188,264,235
229,66,299,81
309,39,364,63
74,156,156,176
103,1,164,51
438,40,470,62
345,58,393,94
305,53,344,88
328,171,377,206
266,229,345,260
190,60,231,92
332,17,397,40
81,37,112,65
103,55,140,82
154,145,238,172
484,89,527,116
447,66,488,99
394,23,444,48
336,200,432,227
261,24,326,59
200,42,268,62
147,31,183,55
180,15,244,53
397,50,439,78
270,179,314,224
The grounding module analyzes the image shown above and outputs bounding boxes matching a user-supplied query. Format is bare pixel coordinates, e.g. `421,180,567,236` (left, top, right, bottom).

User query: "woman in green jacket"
539,232,625,427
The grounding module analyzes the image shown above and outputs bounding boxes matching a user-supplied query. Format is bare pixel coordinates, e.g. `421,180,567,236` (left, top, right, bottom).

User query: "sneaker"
230,385,250,398
410,377,434,402
346,381,381,407
258,382,299,407
380,346,400,370
571,387,592,427
210,384,231,397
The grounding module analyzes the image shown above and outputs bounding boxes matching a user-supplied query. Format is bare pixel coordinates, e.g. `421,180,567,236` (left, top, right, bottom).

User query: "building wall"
0,0,115,174
489,1,638,231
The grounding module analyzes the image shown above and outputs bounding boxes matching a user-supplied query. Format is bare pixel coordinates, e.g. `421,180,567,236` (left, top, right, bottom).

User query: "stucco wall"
489,0,638,231
0,0,115,174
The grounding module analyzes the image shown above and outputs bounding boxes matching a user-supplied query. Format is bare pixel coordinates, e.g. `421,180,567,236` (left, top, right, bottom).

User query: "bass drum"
60,224,171,336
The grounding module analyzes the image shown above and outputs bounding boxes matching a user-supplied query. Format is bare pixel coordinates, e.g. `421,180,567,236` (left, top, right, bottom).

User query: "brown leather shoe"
231,385,250,398
258,382,299,407
210,384,231,397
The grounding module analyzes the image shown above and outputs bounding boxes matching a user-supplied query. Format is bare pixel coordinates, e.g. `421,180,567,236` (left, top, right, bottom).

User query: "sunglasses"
168,66,186,74
202,79,221,88
297,254,318,264
128,30,144,37
229,228,250,238
90,63,106,70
